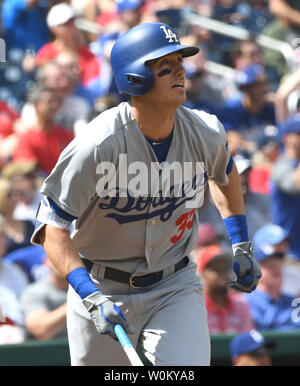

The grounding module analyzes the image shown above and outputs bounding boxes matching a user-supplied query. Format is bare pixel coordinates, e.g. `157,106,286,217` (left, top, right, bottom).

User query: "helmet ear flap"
126,74,144,86
122,69,155,96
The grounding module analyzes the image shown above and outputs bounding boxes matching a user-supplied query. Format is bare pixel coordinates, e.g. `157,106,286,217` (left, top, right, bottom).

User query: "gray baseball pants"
66,259,210,366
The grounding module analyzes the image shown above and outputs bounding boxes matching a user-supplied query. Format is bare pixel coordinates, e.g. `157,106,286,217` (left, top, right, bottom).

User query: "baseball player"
31,22,261,366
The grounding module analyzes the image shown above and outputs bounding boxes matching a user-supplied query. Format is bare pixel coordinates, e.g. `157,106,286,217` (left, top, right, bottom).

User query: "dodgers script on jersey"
38,102,231,275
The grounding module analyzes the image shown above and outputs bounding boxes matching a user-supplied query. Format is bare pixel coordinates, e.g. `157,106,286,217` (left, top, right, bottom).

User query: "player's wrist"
66,267,99,299
232,241,252,255
223,214,249,245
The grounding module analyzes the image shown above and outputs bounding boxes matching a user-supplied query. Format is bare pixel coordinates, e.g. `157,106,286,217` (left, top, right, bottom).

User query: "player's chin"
170,88,186,105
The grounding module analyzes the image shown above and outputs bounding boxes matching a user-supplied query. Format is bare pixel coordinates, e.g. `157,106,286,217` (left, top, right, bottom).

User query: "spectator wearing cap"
198,248,255,334
35,2,107,97
271,113,300,260
218,64,276,154
245,223,300,331
230,329,275,366
116,0,145,22
231,37,279,91
252,224,300,297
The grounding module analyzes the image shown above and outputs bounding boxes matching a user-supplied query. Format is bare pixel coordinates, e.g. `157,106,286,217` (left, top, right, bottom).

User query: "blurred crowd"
1,0,300,365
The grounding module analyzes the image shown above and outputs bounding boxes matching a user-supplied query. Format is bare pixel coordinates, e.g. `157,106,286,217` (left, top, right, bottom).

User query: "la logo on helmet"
160,25,178,43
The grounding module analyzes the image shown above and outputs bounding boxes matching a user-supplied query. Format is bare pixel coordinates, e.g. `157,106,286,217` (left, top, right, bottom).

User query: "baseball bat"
114,324,144,366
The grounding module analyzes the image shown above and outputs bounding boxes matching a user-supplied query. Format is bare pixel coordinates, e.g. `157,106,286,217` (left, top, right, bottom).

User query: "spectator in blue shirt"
218,64,276,154
3,245,49,283
271,113,300,260
245,224,300,331
1,0,54,54
0,0,62,107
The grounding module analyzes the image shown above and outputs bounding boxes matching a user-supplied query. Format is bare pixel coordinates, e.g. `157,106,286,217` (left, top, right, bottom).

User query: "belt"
83,256,189,288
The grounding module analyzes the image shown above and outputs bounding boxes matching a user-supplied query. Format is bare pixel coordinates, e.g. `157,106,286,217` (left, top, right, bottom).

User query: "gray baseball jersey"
36,101,231,275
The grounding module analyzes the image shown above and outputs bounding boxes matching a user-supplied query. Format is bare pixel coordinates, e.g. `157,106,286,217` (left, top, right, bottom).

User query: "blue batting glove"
230,241,262,293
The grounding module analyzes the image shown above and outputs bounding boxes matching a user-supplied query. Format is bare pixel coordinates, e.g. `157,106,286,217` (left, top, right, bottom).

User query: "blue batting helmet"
110,22,199,96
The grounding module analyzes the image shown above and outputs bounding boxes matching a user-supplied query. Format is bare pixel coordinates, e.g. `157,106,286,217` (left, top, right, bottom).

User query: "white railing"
75,12,296,77
205,60,235,79
75,17,237,78
184,12,296,71
75,18,101,35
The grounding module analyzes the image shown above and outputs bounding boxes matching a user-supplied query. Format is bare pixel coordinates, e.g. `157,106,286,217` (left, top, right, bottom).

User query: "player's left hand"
230,241,262,293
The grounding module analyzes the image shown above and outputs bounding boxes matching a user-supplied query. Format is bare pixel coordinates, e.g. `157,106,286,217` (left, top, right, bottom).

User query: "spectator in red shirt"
249,126,280,195
13,85,73,176
0,102,20,140
35,2,104,94
197,246,255,334
21,60,91,135
0,102,21,170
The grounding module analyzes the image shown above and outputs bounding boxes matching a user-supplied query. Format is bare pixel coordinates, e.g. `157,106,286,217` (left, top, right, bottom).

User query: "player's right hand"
230,241,262,293
82,291,135,339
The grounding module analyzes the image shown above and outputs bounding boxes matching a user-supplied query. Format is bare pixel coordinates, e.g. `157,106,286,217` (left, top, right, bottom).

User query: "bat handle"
114,324,144,366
